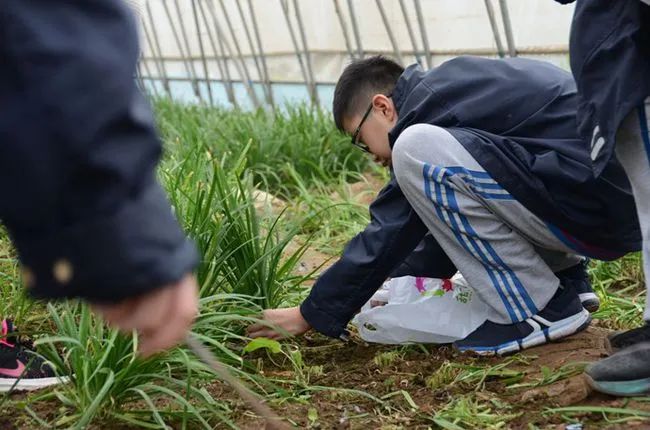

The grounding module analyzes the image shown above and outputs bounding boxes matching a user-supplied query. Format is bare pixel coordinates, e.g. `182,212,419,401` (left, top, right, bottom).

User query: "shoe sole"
455,309,592,356
0,376,68,393
584,373,650,397
579,293,600,313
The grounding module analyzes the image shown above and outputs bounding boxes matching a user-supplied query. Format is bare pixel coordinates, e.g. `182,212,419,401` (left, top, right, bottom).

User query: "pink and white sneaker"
0,319,65,392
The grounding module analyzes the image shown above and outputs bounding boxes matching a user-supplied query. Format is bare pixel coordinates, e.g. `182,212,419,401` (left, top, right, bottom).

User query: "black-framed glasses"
350,93,392,153
350,102,373,153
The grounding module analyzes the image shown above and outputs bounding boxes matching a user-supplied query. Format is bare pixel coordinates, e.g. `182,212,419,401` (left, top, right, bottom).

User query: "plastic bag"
352,275,488,344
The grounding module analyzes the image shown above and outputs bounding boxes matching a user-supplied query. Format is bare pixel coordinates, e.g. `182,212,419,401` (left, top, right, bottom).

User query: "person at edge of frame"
553,0,650,397
0,1,199,392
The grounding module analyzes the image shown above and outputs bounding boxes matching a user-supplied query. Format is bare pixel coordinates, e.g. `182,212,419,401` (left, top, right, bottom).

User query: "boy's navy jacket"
301,56,641,338
1,2,198,302
556,0,650,176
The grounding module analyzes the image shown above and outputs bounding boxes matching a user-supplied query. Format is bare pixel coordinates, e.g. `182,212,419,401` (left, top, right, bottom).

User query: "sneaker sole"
584,373,650,397
455,309,592,356
579,293,600,313
0,376,68,393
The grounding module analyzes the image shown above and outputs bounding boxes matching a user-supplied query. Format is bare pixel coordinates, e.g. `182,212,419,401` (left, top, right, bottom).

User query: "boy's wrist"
299,298,349,339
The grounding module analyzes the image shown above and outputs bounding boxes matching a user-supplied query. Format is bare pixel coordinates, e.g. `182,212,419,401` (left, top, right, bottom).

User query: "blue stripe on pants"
424,164,520,323
444,166,516,201
438,168,538,317
424,163,539,321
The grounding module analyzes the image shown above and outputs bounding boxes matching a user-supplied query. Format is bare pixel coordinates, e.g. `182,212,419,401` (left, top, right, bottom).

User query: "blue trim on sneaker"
586,375,650,397
455,309,591,355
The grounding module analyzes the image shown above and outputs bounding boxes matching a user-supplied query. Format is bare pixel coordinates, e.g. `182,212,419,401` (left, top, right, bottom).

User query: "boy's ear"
371,94,396,121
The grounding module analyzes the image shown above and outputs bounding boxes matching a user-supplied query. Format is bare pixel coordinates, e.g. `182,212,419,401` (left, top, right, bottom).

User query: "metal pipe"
135,61,147,94
161,0,201,98
217,0,261,108
191,0,214,105
484,0,506,58
413,0,432,68
293,0,319,106
499,0,517,57
142,43,569,63
376,0,404,65
138,48,159,97
333,0,356,61
346,0,364,59
197,0,237,107
398,0,423,66
173,0,203,99
141,6,167,95
207,0,260,108
145,1,171,95
280,0,313,105
247,0,275,107
235,0,263,92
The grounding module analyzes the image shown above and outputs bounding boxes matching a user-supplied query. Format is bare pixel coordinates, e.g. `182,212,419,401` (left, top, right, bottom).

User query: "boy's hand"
246,306,311,339
92,274,199,357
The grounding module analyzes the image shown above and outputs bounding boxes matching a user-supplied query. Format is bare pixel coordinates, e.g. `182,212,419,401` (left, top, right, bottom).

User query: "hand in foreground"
246,306,311,340
92,274,199,357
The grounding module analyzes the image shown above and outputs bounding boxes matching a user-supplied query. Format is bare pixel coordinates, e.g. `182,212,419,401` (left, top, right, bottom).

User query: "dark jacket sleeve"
390,234,456,279
300,177,427,338
0,1,198,303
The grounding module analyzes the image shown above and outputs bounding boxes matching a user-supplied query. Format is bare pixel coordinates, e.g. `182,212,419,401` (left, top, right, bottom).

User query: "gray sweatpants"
392,124,583,324
615,97,650,321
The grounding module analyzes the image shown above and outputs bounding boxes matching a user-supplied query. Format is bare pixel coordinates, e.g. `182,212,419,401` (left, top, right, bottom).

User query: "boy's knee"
393,124,450,177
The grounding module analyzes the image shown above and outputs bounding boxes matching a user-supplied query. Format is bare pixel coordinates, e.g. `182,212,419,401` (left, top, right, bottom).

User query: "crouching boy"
248,56,640,355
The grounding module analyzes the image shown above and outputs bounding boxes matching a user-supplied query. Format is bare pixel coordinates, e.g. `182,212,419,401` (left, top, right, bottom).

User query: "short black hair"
332,56,404,132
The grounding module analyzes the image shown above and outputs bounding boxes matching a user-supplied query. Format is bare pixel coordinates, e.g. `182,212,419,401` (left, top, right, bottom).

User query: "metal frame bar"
217,0,261,108
173,0,203,99
293,0,320,105
499,0,517,57
280,0,314,104
139,52,159,96
484,0,506,58
347,0,364,59
161,0,201,98
398,0,423,66
376,0,404,65
248,0,275,107
145,2,171,94
413,0,432,69
207,0,260,108
196,0,237,107
141,43,568,63
333,0,356,61
135,61,147,93
191,0,214,105
235,0,264,89
142,3,170,95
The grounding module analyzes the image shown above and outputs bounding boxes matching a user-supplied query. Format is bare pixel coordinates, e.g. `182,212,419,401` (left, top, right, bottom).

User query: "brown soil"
206,324,650,429
249,174,650,429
